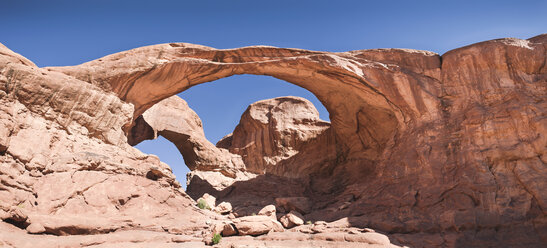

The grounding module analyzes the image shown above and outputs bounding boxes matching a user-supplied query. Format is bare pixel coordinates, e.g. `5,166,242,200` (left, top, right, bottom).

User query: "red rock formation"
49,43,411,165
128,95,246,178
0,34,545,247
0,43,211,246
0,41,403,248
216,96,335,177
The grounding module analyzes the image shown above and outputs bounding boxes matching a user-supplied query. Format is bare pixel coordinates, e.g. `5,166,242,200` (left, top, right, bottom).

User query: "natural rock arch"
1,34,545,247
50,44,442,164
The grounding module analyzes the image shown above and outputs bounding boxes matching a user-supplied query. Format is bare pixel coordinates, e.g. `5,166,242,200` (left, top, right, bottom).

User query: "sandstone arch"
50,45,442,164
1,34,546,247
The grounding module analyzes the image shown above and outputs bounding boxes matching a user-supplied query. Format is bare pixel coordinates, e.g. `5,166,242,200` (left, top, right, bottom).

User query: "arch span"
50,44,442,162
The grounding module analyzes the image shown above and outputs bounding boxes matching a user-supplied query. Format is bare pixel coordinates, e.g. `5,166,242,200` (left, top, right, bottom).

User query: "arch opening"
130,75,334,185
135,136,191,189
53,43,408,183
116,45,402,166
177,74,330,143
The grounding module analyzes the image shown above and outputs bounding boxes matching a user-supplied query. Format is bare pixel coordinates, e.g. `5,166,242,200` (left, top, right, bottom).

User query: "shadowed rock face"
0,34,545,247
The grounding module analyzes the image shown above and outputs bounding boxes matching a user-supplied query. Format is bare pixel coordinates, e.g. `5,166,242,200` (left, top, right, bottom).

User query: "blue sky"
2,0,545,187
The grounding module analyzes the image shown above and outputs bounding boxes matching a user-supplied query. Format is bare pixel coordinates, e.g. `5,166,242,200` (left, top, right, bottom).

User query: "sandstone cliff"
0,34,545,247
0,41,216,247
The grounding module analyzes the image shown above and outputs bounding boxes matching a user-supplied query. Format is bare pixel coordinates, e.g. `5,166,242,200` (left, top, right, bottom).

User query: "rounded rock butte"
0,34,545,247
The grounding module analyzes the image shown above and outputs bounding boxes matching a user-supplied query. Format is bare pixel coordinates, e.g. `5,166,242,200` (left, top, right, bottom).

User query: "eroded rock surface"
216,96,335,176
131,35,545,247
0,34,546,247
129,95,248,178
0,40,403,248
0,44,212,247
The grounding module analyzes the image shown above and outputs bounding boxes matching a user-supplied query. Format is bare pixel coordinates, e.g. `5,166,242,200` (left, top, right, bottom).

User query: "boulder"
26,223,45,234
233,216,284,236
215,202,233,214
345,232,390,245
222,223,238,236
279,211,304,228
258,205,277,220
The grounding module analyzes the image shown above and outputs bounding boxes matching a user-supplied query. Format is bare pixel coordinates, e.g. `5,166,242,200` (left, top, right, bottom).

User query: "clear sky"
2,0,545,188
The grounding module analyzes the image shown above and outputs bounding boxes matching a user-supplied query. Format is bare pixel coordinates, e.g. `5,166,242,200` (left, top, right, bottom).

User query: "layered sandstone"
0,34,545,247
0,42,211,247
0,41,402,247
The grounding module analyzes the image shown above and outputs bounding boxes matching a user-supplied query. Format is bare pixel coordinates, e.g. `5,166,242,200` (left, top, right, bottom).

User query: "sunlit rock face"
0,34,545,247
215,96,335,177
0,43,209,247
128,95,246,178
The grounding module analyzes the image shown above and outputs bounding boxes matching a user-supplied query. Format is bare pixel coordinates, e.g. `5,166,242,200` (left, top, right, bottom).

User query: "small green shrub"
212,233,222,244
251,212,256,216
197,199,211,210
306,220,312,225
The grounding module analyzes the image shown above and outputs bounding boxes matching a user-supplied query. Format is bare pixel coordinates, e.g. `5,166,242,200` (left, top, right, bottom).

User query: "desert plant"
212,233,222,244
197,199,211,210
306,220,312,225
